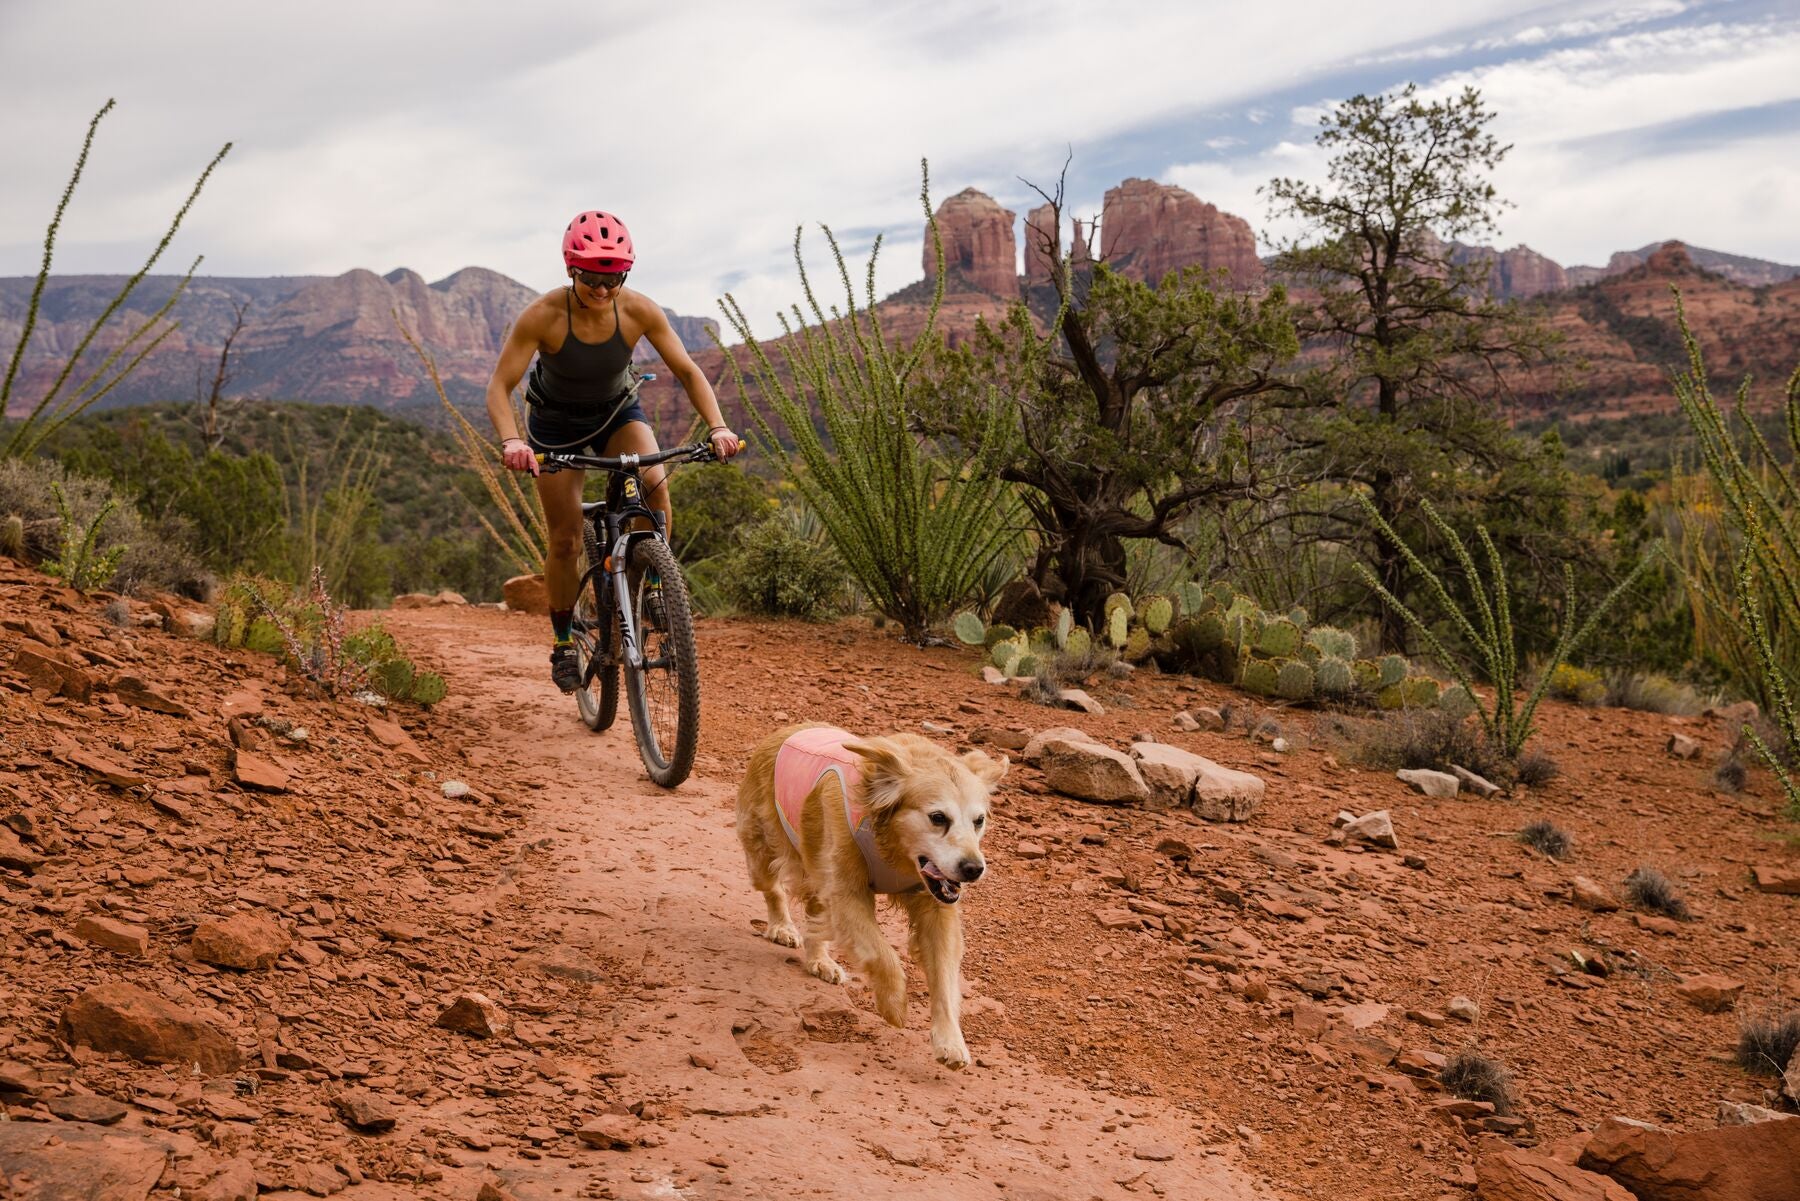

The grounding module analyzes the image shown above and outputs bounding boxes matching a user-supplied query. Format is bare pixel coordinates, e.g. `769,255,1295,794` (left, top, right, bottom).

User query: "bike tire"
573,566,620,732
622,537,700,787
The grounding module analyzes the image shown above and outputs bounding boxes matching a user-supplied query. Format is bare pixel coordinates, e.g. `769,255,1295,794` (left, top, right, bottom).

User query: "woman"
486,209,743,692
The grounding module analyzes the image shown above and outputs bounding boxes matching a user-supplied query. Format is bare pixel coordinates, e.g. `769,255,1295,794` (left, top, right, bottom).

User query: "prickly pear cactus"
1275,659,1315,702
1241,658,1279,697
1298,642,1323,666
1124,626,1153,662
983,623,1017,648
374,657,416,699
952,611,986,646
1014,652,1042,679
411,671,448,705
1378,654,1409,688
1207,580,1235,608
1306,626,1358,661
1286,606,1310,629
1376,683,1407,710
1141,595,1173,635
1316,655,1353,695
1064,627,1093,658
1403,677,1441,708
213,599,248,648
1352,659,1382,691
1053,607,1073,649
1176,581,1207,617
1257,618,1302,659
1029,627,1058,654
1106,606,1129,649
245,618,285,656
991,641,1020,674
1438,682,1478,719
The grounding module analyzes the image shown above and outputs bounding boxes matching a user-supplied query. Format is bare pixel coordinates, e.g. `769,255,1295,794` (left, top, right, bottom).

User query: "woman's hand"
708,426,744,460
501,437,539,476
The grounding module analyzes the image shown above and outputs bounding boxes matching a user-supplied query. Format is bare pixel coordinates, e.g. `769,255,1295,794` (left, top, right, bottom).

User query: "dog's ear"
843,739,909,813
961,749,1008,787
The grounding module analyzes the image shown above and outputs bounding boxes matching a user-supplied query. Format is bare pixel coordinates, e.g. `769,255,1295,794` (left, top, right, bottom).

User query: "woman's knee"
546,528,583,560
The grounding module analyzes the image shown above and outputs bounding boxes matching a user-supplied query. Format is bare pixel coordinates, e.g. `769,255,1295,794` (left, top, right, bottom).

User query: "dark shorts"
524,400,650,455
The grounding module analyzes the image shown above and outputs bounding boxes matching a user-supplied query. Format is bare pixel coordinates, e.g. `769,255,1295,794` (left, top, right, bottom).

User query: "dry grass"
1623,866,1692,921
1439,1048,1516,1116
1603,669,1708,716
1321,709,1507,781
1517,819,1572,860
1514,747,1561,787
1735,1010,1800,1076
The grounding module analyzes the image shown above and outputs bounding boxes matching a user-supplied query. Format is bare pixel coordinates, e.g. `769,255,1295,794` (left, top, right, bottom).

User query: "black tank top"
526,290,635,411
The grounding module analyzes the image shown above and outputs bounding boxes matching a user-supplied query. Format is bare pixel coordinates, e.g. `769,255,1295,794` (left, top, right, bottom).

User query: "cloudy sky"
2,0,1796,333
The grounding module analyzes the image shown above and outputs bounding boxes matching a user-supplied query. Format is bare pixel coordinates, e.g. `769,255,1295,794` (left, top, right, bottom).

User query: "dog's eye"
973,814,985,829
929,812,950,829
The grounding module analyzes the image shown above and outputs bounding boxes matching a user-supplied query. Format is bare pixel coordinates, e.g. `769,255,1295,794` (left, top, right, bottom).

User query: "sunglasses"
572,268,628,290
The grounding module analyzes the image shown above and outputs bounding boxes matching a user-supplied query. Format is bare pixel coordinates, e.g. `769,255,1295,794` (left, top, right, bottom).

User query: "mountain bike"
539,441,715,788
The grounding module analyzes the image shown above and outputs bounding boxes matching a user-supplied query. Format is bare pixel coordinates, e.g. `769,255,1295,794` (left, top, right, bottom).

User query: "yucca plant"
42,481,125,592
1667,292,1800,815
716,161,1023,642
1353,492,1652,759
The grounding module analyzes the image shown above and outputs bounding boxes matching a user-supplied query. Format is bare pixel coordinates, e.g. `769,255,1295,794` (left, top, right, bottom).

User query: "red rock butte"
923,187,1019,299
1100,178,1263,289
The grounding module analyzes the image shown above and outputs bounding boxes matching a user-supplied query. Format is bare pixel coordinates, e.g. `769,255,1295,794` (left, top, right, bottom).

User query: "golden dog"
736,723,1006,1069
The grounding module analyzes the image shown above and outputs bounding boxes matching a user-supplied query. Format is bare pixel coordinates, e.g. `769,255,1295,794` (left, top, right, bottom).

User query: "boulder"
1717,1101,1794,1126
435,992,509,1039
1475,1147,1638,1201
1343,810,1398,849
1397,768,1459,798
59,982,240,1073
1021,726,1099,764
1038,738,1149,805
1580,1113,1800,1200
1675,974,1744,1013
1451,764,1503,798
1128,742,1262,821
191,913,290,970
1750,864,1800,895
330,1088,397,1132
1058,688,1104,715
502,573,550,616
1571,877,1622,912
0,1121,179,1201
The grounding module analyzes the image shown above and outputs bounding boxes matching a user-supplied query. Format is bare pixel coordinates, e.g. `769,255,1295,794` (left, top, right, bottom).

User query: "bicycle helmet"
563,211,635,272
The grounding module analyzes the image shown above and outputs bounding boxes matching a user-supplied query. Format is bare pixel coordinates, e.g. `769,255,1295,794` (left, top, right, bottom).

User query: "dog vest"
772,726,918,894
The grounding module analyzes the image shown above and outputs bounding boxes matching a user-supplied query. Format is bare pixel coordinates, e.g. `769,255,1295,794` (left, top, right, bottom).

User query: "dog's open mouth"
918,856,964,904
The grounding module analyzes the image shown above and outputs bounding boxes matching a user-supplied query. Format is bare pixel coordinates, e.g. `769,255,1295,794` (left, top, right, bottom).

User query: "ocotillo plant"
716,160,1022,642
1668,291,1800,816
1353,492,1652,760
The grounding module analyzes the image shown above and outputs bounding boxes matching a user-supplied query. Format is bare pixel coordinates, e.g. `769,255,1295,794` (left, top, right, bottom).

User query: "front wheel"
623,537,700,787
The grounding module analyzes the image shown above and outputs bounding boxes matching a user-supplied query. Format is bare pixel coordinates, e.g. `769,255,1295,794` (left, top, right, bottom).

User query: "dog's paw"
932,1028,970,1070
765,923,800,948
807,957,847,985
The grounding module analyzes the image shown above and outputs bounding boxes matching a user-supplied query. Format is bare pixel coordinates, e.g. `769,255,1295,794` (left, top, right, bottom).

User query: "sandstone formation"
1098,179,1262,289
1445,241,1569,299
923,187,1019,298
1579,1113,1800,1200
1024,202,1060,284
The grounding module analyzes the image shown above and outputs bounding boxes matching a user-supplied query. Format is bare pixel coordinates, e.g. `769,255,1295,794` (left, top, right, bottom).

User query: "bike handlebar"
536,441,720,474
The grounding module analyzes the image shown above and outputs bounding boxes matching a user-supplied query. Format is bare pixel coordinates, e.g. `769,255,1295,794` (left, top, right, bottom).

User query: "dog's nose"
958,859,985,882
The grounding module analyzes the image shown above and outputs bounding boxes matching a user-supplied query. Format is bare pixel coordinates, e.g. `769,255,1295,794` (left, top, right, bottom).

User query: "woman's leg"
535,466,588,689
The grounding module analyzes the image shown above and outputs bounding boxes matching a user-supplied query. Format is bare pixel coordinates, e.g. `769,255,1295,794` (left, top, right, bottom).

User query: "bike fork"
609,537,644,670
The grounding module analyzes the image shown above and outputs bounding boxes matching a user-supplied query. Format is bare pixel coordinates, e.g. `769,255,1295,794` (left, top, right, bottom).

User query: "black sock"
551,608,574,643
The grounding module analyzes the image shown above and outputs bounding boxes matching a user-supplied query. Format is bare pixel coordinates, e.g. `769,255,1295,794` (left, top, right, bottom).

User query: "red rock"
109,675,191,718
46,1094,129,1124
1099,178,1263,289
0,826,45,873
1039,738,1149,805
68,749,146,789
435,992,509,1039
229,749,289,792
1292,1002,1330,1039
1751,864,1800,895
1477,1147,1637,1200
1675,974,1744,1013
329,1088,396,1132
191,913,290,970
197,1157,260,1201
1666,732,1702,759
0,1121,178,1201
924,188,1018,298
59,982,241,1073
576,1114,647,1150
72,914,150,957
502,574,550,615
1572,876,1622,912
1580,1113,1800,1200
1015,841,1048,860
12,642,93,700
1095,908,1147,931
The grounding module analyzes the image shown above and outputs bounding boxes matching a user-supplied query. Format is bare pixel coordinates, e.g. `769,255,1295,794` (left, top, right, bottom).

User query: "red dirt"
3,568,1798,1201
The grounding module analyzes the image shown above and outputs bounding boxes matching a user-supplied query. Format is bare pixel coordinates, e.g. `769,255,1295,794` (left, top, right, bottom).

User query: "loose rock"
72,914,150,957
1038,737,1149,805
1451,764,1503,798
1396,768,1459,798
1667,732,1702,760
1571,877,1622,912
1475,1147,1637,1201
1579,1113,1800,1201
1675,974,1744,1013
1751,864,1800,895
59,982,241,1073
1448,995,1480,1023
435,992,509,1039
330,1088,397,1132
1343,810,1398,849
191,913,290,971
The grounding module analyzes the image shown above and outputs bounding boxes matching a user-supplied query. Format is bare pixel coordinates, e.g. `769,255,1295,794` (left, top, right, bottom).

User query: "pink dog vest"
773,726,918,894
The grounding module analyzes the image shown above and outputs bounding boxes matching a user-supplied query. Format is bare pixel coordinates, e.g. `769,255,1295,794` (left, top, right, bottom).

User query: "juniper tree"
1265,85,1562,651
917,178,1300,628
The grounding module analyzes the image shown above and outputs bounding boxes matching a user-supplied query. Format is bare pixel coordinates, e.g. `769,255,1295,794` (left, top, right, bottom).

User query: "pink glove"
501,437,539,476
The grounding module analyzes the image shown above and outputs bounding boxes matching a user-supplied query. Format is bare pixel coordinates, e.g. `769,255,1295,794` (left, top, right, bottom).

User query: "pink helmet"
563,210,634,272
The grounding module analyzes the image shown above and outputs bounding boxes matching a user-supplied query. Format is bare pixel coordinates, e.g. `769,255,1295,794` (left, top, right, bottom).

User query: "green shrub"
666,462,772,564
1547,663,1606,706
727,508,847,620
1602,669,1706,715
0,456,206,595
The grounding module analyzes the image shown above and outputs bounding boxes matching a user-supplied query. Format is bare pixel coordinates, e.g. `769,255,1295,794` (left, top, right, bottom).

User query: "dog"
736,722,1007,1069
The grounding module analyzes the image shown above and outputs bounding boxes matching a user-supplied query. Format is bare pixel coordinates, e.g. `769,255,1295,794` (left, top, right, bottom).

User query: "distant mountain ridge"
0,268,719,412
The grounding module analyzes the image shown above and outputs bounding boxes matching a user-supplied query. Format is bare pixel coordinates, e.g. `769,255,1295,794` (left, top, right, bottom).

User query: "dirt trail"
387,606,1282,1201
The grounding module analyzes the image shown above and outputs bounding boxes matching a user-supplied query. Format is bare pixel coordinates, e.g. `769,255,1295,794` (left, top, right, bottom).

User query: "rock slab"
191,913,290,970
58,982,241,1074
1476,1147,1638,1201
1579,1113,1800,1201
0,1121,177,1201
